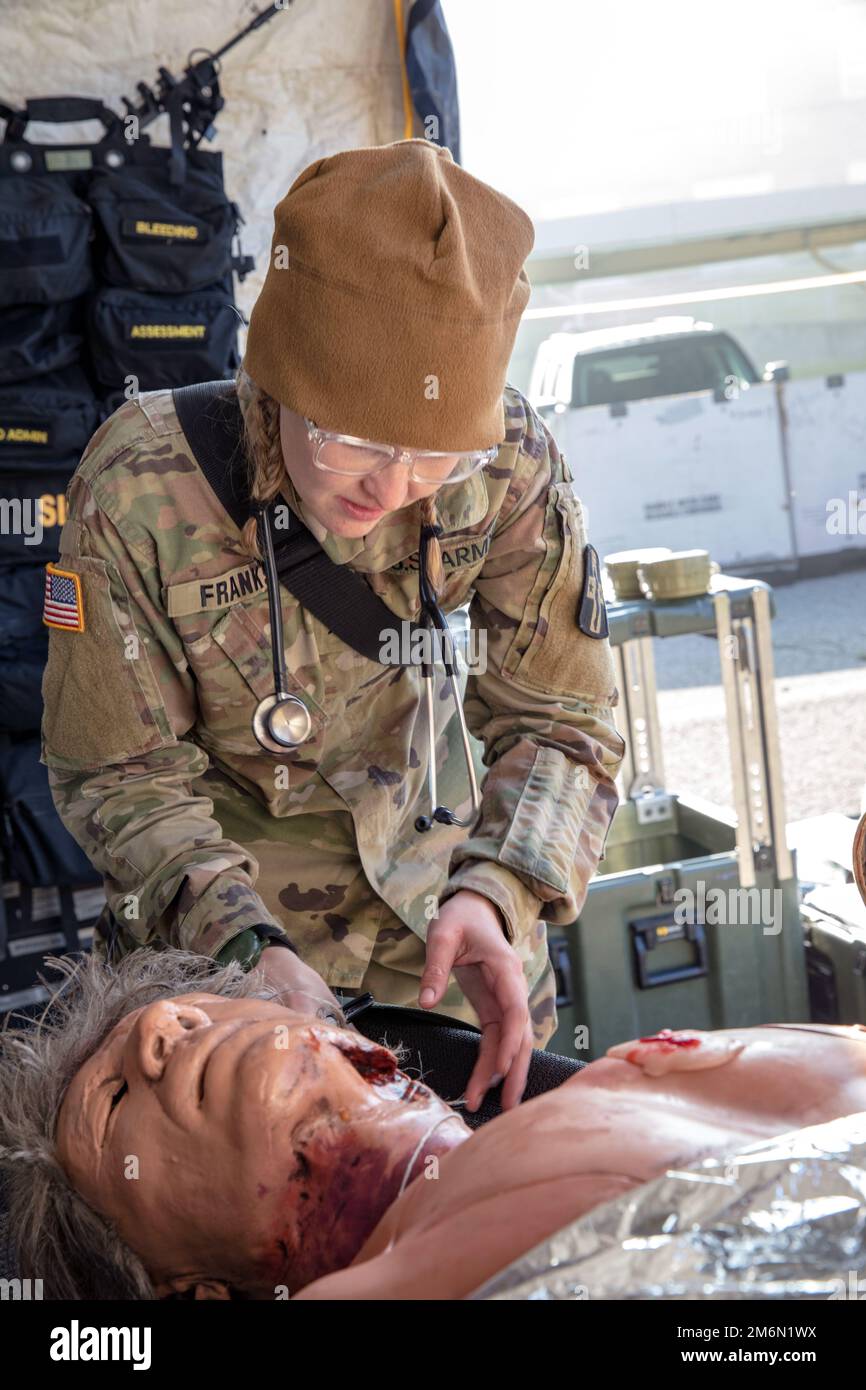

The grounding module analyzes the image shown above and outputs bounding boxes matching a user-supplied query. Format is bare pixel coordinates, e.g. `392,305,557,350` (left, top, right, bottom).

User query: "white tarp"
1,0,410,318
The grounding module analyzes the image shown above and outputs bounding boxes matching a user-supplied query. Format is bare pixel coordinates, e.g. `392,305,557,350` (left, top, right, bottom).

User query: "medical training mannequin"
5,949,865,1301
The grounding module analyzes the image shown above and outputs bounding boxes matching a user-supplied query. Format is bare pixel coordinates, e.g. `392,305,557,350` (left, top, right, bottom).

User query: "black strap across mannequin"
171,380,430,666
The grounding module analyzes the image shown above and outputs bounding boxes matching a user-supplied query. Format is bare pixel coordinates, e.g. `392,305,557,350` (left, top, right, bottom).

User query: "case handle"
631,916,709,989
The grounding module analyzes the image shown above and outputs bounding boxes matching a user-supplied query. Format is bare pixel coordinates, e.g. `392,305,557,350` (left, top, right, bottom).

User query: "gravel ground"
649,572,866,820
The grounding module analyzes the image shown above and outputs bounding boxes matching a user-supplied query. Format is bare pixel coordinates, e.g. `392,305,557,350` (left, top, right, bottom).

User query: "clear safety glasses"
304,418,498,486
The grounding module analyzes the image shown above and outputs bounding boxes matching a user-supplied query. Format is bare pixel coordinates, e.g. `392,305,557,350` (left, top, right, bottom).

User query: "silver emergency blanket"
469,1111,866,1300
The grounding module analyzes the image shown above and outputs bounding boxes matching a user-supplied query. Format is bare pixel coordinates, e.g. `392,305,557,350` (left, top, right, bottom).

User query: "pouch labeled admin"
0,366,98,474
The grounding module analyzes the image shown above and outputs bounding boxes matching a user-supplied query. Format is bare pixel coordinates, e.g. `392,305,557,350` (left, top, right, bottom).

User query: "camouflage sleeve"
439,394,626,948
40,467,287,958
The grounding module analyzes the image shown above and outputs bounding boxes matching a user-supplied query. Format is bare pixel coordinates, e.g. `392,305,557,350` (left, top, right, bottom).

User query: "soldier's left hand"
419,889,532,1112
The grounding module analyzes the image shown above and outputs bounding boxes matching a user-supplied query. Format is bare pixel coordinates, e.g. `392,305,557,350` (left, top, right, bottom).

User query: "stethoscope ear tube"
247,505,481,834
250,501,313,753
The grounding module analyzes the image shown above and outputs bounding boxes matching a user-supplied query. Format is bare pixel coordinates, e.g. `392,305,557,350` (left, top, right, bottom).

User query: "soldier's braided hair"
418,492,444,600
237,368,286,563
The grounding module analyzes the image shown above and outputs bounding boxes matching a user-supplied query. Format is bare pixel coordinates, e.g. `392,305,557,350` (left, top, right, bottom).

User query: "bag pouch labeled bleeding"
88,166,238,294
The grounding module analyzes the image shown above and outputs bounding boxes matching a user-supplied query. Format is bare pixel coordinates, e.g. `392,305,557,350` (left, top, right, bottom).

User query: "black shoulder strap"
171,381,426,665
171,379,249,528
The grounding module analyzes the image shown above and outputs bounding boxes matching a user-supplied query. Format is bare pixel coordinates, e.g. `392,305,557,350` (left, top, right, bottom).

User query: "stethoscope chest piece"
253,692,313,754
250,499,315,755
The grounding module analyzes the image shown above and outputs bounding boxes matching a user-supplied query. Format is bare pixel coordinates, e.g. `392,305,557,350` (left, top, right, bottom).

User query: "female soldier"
40,139,624,1110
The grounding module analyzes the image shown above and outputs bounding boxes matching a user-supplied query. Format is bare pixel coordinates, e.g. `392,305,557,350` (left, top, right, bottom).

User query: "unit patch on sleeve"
577,543,609,639
43,563,85,632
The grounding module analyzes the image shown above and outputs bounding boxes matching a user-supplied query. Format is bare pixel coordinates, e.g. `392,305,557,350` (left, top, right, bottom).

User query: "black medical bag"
0,99,248,404
0,95,254,1006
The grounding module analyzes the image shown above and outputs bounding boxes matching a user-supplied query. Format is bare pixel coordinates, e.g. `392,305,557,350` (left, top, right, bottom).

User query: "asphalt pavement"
650,571,866,820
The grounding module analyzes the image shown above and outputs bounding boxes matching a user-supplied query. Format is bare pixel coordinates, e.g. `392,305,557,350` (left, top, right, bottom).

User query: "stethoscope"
249,503,481,836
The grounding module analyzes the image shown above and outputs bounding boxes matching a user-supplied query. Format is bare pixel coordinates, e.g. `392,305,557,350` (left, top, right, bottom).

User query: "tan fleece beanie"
243,139,535,452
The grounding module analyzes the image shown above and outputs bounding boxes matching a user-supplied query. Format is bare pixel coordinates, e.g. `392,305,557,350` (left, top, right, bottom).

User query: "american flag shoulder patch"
43,563,85,632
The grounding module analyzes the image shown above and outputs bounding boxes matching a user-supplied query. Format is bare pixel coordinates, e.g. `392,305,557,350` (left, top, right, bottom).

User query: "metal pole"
619,635,666,797
751,585,794,880
714,590,756,888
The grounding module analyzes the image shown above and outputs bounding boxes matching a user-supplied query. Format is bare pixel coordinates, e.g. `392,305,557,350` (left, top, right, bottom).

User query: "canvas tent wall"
0,0,455,322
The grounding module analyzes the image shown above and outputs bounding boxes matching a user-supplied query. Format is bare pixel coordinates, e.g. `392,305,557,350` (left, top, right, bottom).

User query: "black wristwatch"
215,923,298,971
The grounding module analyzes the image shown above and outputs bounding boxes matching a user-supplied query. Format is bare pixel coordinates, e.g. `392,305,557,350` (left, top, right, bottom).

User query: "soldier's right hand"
253,945,344,1023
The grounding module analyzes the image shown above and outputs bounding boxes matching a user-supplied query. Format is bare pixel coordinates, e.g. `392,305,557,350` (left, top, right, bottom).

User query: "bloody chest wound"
638,1030,701,1048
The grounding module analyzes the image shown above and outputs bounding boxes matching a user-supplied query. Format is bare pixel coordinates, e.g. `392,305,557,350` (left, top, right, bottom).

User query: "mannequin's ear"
156,1275,233,1300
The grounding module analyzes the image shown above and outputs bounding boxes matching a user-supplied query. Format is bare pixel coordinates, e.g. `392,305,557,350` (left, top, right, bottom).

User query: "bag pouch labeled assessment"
87,285,240,390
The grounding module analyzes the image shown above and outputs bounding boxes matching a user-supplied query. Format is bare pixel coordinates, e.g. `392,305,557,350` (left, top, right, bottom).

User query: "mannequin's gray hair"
0,948,279,1300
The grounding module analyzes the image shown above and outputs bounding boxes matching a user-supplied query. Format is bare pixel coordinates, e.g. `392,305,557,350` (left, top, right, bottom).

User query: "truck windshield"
571,334,759,408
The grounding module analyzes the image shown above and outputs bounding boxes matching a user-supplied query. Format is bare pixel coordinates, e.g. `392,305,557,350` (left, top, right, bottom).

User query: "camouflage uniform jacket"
40,380,625,993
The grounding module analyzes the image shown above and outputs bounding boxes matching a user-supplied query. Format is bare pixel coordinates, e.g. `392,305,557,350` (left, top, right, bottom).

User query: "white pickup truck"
529,317,866,575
